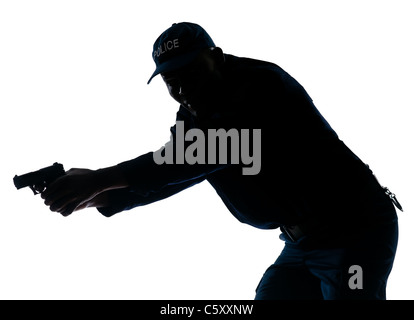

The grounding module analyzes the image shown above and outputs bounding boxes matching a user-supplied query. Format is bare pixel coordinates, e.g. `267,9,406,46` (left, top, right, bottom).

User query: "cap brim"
147,50,201,84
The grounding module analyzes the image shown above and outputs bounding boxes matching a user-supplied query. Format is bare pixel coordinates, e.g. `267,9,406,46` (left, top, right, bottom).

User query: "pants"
255,204,399,300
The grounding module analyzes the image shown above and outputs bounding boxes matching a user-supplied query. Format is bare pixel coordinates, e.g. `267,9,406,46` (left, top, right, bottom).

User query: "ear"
210,47,225,66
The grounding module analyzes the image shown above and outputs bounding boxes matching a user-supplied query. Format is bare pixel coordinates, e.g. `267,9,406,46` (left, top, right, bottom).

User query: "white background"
1,0,413,300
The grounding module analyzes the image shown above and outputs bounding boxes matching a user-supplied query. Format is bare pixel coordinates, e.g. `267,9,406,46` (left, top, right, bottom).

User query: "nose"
177,79,195,97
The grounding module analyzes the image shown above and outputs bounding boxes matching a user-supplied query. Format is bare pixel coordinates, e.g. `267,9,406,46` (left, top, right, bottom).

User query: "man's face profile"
161,48,224,118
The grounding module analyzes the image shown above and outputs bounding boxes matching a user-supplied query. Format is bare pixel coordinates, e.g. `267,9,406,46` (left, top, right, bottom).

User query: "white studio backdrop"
0,0,413,300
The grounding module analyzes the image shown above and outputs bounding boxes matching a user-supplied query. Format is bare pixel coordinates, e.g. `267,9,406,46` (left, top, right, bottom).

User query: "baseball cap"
147,22,216,84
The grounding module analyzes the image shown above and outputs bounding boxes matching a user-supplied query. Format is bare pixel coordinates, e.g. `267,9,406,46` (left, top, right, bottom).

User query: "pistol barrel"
13,163,65,194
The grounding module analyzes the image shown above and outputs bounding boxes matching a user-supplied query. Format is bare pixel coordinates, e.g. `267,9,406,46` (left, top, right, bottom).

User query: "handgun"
13,163,66,195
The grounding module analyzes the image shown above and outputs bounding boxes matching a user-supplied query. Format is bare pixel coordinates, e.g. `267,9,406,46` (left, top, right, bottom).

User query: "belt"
280,225,305,242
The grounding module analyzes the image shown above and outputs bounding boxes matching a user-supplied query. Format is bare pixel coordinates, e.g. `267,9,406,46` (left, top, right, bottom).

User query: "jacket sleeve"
97,170,206,217
97,107,229,216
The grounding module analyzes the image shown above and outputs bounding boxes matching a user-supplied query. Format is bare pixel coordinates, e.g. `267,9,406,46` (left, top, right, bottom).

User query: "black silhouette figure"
41,22,401,300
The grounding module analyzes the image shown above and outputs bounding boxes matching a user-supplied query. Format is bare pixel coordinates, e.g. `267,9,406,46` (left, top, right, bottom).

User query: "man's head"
148,22,225,117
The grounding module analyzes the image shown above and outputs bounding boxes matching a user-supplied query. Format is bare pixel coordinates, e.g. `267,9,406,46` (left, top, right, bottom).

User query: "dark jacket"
98,54,387,236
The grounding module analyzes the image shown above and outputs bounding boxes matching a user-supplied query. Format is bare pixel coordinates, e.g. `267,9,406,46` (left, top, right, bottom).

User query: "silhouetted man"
42,22,401,300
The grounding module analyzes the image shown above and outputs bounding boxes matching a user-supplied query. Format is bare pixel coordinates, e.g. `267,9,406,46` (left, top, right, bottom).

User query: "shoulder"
224,54,286,79
222,54,297,103
223,54,300,92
